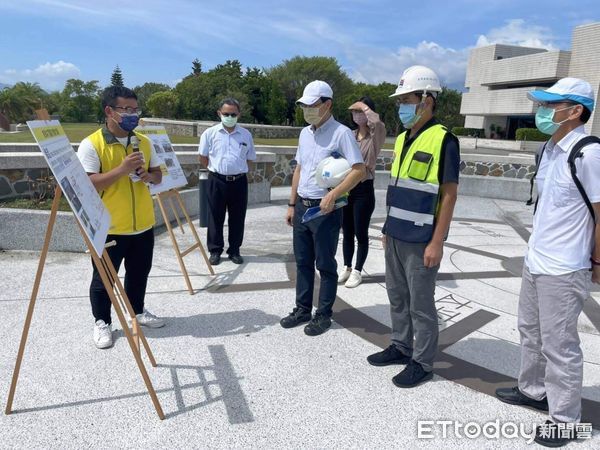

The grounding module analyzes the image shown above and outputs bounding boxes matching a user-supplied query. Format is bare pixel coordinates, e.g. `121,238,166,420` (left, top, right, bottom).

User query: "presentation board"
136,126,188,195
27,120,111,256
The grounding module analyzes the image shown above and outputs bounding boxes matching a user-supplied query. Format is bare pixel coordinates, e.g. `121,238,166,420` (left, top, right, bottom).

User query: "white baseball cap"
296,80,333,106
527,77,595,112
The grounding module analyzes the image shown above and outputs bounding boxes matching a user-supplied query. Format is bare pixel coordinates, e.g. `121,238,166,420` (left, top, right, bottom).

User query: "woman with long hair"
339,96,386,287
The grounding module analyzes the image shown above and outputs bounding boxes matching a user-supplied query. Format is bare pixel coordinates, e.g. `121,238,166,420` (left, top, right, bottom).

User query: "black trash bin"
198,169,209,228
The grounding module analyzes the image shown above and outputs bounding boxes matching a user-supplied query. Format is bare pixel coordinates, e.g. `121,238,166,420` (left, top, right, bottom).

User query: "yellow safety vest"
87,128,155,234
385,124,447,243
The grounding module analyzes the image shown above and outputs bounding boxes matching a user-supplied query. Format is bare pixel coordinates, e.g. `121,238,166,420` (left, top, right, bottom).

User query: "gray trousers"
385,237,439,371
518,264,590,423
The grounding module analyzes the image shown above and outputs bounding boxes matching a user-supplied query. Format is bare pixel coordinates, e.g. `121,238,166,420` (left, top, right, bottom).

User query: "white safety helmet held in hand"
315,156,351,188
390,65,442,98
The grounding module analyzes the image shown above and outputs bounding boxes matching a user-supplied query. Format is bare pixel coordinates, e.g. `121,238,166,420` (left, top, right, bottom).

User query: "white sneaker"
134,309,165,328
345,269,363,288
93,320,113,349
338,267,352,284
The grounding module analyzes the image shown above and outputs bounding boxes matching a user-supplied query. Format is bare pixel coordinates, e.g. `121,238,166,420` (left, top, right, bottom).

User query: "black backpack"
527,135,600,223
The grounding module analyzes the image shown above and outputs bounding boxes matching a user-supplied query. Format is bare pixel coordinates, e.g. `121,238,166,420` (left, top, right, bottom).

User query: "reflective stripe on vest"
385,124,447,243
87,128,155,234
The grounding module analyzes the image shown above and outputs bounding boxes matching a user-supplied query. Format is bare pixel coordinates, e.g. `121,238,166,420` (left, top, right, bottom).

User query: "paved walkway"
1,187,599,448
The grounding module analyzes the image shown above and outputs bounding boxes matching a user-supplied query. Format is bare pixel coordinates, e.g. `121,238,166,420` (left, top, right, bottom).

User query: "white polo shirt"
198,123,256,175
295,115,364,199
526,125,600,275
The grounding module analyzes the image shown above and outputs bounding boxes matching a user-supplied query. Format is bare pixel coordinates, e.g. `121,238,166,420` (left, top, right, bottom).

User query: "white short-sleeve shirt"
77,135,160,174
198,123,256,175
526,125,600,275
295,116,364,199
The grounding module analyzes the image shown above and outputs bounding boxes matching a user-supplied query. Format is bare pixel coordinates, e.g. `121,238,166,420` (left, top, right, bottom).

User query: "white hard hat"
315,156,351,188
389,65,442,98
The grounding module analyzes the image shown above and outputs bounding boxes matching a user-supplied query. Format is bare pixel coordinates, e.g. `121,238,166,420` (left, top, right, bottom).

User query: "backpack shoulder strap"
526,141,548,209
568,136,600,223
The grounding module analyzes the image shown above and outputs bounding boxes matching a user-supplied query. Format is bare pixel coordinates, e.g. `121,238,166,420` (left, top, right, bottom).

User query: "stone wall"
142,118,303,139
0,151,277,201
459,161,536,179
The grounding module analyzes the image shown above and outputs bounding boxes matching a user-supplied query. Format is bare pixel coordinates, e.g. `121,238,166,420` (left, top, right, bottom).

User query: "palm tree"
0,82,46,122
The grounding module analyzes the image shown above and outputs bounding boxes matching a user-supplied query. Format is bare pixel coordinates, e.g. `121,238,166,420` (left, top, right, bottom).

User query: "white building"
461,22,600,139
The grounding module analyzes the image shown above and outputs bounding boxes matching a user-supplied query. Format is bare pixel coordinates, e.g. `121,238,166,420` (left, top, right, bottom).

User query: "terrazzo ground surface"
1,187,599,449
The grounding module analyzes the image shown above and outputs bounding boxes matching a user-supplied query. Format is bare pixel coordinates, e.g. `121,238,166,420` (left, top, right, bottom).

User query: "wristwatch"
288,203,295,207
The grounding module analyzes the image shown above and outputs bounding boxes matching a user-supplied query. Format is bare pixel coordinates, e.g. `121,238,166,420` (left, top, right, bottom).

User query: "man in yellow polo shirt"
77,86,165,349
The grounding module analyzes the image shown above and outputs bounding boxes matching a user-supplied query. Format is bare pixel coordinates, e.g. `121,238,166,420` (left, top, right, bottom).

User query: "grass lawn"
0,196,72,211
0,122,394,149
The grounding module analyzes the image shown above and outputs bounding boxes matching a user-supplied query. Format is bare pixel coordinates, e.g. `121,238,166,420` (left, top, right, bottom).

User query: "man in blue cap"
495,77,600,447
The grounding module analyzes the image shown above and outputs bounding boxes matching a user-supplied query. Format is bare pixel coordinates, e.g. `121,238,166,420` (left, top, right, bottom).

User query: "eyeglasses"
112,106,142,115
221,113,238,117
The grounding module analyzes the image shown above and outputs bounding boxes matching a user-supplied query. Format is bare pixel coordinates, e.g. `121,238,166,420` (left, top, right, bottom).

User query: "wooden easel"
155,189,214,295
5,187,165,420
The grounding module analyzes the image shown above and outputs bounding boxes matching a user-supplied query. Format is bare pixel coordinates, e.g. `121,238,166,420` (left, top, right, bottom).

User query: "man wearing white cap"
280,80,365,336
495,77,600,448
367,65,460,388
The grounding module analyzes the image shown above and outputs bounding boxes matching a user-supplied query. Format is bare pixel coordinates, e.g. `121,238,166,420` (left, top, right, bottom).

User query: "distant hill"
0,82,10,90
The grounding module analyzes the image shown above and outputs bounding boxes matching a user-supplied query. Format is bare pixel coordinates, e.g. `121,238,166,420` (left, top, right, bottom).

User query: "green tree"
0,82,47,122
174,59,252,122
60,79,100,122
110,65,124,87
133,82,171,112
146,91,179,118
191,58,202,76
267,56,354,125
435,87,463,131
174,75,213,120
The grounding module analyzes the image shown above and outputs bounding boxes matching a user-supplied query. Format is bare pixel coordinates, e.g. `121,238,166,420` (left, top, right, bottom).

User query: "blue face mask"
535,105,574,135
117,113,139,132
398,103,421,128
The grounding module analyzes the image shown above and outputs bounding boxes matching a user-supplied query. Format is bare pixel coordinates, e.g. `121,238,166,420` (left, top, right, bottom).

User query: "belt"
299,197,322,207
210,171,245,182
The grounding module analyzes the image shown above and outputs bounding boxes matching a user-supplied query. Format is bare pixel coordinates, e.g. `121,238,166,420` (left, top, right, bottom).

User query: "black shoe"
534,420,577,447
367,345,411,366
228,254,244,264
304,314,332,336
209,253,221,265
392,360,433,388
495,386,548,411
280,307,312,328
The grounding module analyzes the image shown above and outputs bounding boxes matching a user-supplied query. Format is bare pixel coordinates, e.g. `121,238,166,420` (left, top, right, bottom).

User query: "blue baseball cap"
527,77,595,112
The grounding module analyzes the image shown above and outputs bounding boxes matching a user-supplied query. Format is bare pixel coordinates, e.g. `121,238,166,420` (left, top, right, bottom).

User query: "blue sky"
0,0,597,92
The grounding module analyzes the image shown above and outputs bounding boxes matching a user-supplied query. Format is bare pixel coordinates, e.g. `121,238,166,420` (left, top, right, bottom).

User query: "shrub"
451,127,484,137
515,128,547,142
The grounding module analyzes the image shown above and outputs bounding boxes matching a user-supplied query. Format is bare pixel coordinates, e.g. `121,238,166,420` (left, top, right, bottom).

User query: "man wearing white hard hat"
367,66,460,388
495,77,600,448
281,80,365,336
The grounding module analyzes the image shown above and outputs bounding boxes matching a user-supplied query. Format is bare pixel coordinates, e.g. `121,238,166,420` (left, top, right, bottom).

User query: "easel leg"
5,187,62,415
157,194,194,294
86,234,165,420
174,191,215,276
100,251,157,367
169,197,185,234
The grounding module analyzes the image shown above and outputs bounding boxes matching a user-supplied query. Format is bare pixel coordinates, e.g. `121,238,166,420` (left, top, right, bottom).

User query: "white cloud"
475,19,556,50
0,61,81,91
348,19,558,89
349,41,469,89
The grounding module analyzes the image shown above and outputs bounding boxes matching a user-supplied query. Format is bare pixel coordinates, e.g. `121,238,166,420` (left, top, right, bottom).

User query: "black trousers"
293,202,342,318
206,172,248,256
342,179,375,272
89,228,154,325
